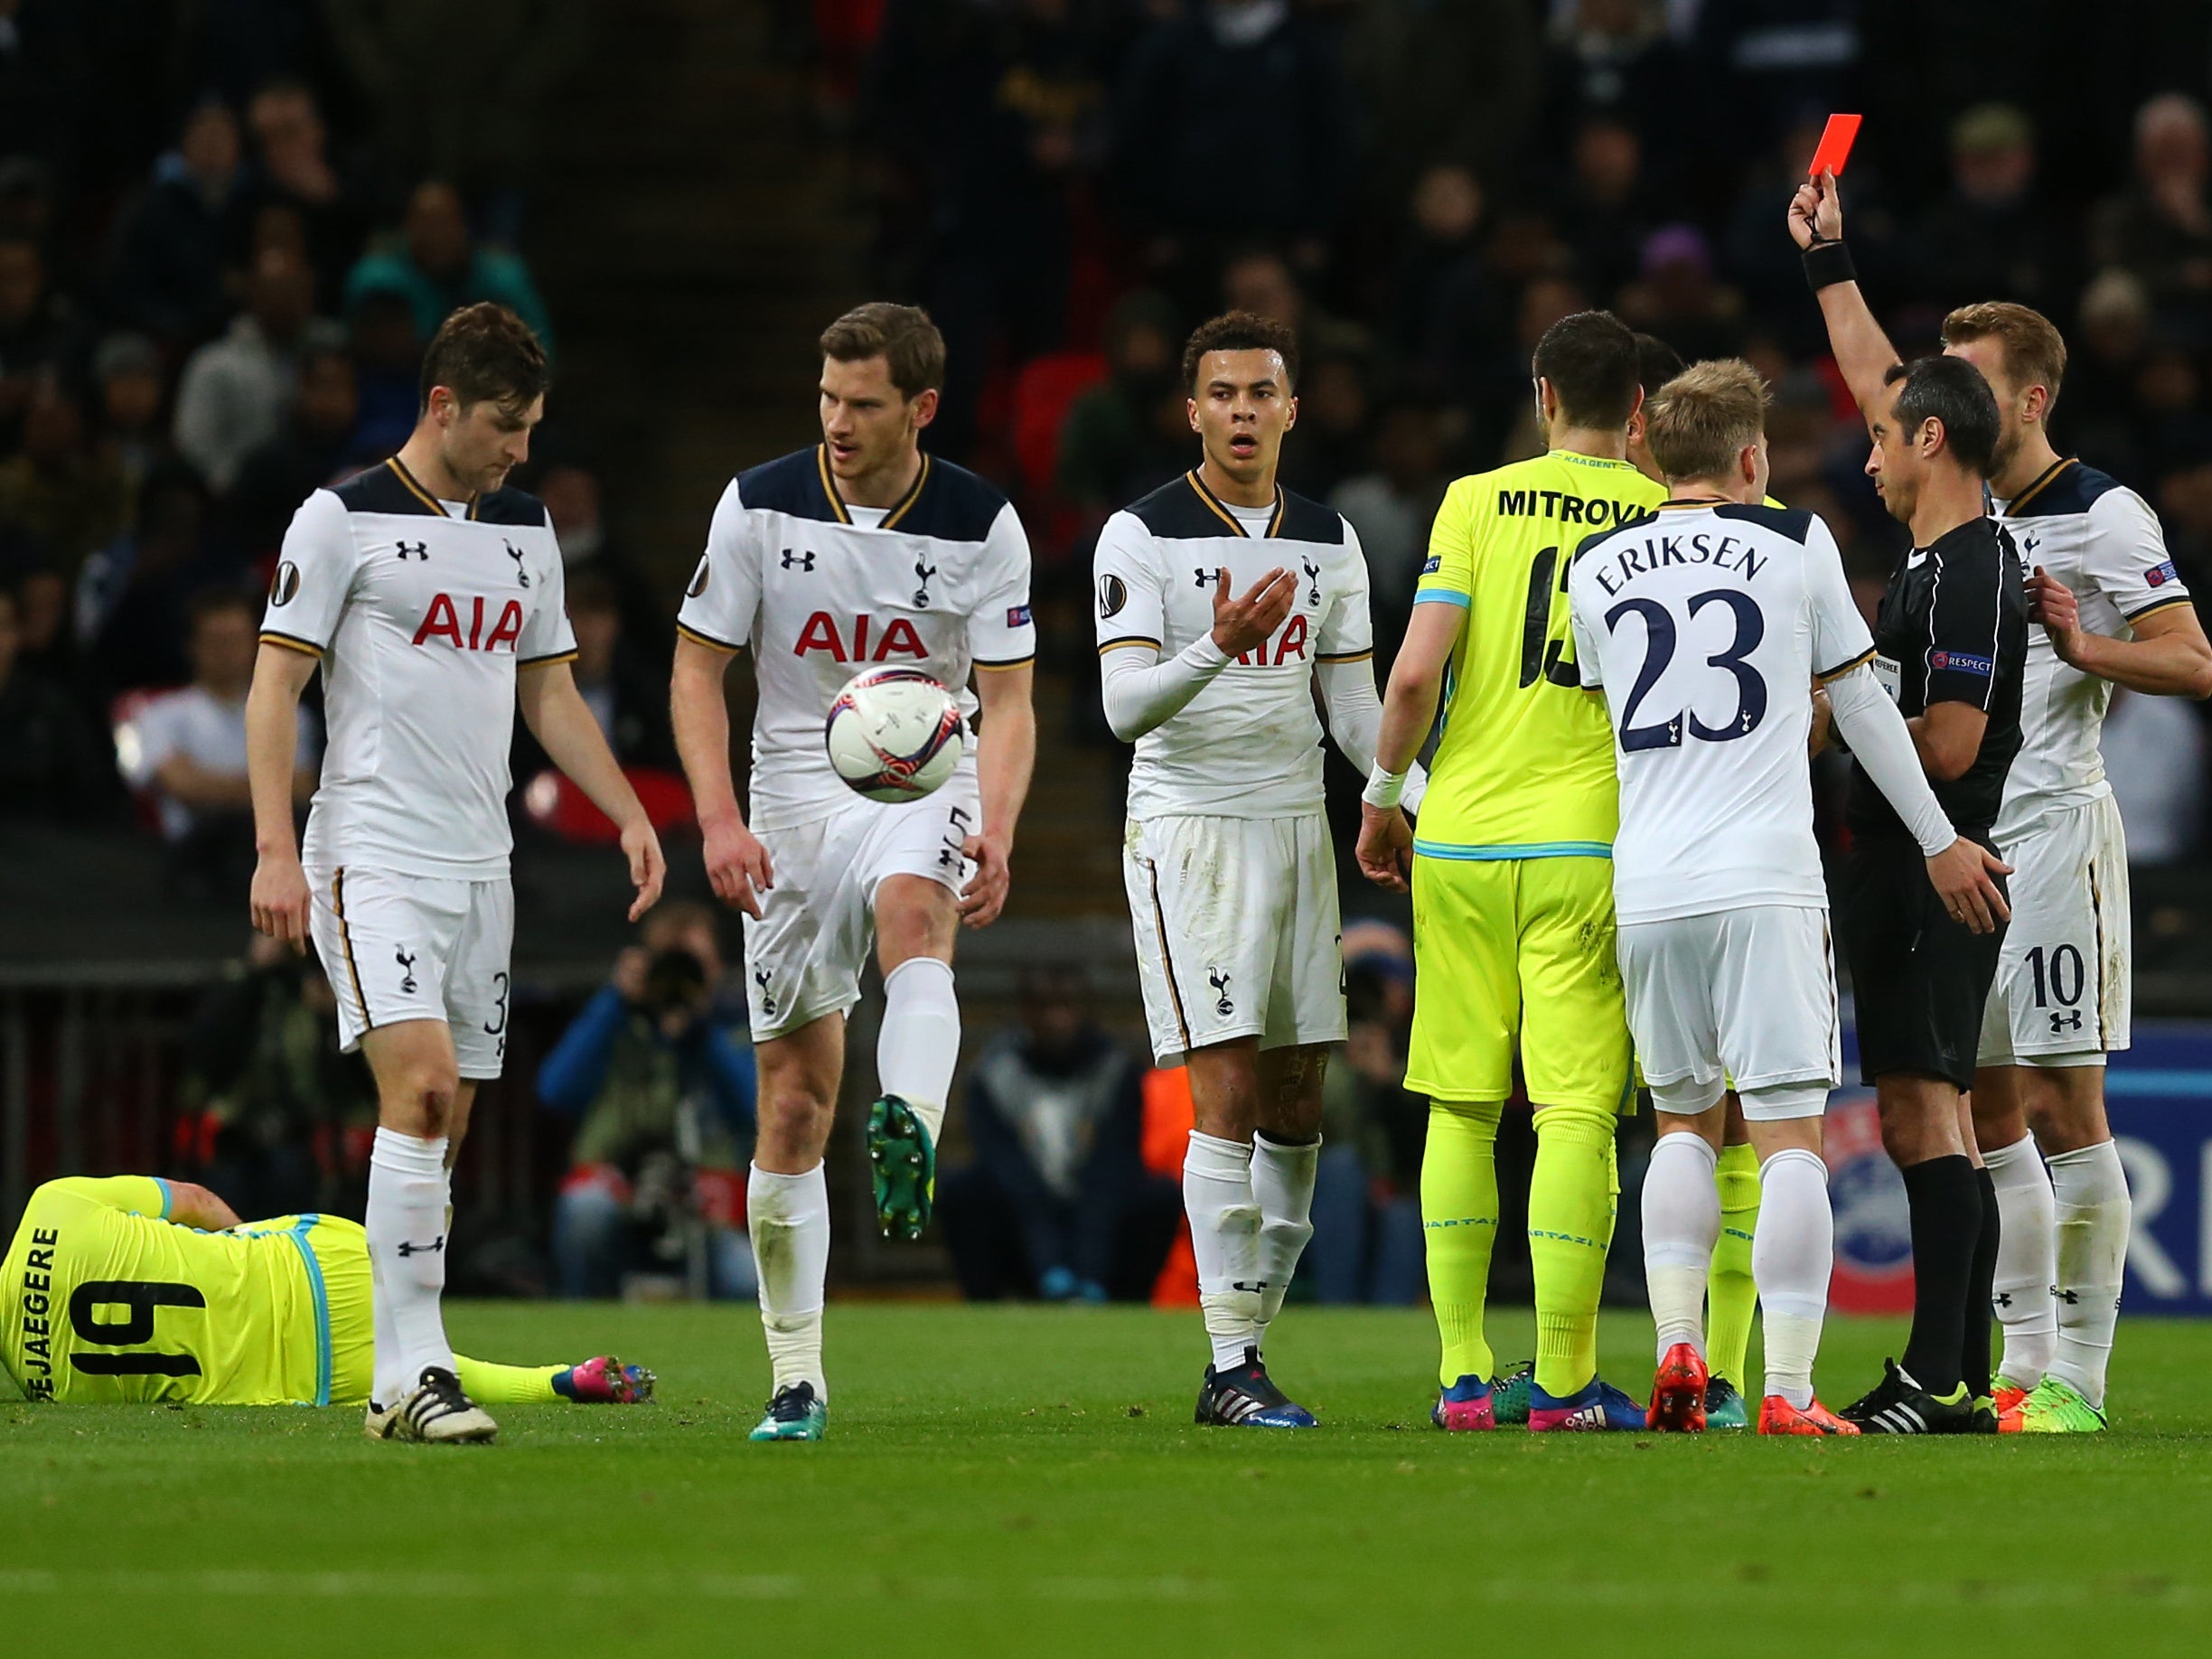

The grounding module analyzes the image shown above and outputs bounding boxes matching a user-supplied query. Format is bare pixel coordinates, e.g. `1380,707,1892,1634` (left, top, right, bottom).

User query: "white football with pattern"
824,666,965,802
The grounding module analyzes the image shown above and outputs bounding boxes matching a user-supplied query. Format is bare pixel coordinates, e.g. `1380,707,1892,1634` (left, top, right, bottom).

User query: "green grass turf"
4,1305,2208,1657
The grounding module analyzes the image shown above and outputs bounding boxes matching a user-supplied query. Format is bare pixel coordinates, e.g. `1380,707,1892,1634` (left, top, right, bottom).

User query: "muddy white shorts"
306,864,515,1080
1978,792,2131,1068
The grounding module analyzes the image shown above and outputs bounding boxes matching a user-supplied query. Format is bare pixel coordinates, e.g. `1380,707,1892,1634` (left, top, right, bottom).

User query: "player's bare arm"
1356,599,1458,891
1910,698,1992,782
1787,173,1903,415
517,657,666,922
245,641,319,945
961,660,1036,928
670,633,773,919
2030,568,2212,697
164,1181,244,1231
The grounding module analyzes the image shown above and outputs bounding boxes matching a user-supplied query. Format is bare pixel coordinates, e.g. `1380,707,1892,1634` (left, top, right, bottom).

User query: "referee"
1824,352,2026,1434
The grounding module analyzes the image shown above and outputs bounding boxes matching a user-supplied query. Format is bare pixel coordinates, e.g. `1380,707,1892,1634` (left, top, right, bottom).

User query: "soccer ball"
825,667,965,802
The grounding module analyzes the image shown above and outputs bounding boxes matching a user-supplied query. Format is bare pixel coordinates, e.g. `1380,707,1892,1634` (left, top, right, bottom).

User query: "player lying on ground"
1569,361,2006,1436
670,304,1036,1443
3,1176,652,1411
1792,170,2212,1434
247,304,666,1446
1092,310,1420,1429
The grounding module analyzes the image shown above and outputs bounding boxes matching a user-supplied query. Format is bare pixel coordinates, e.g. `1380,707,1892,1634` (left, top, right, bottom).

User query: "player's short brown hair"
820,303,946,399
419,302,548,417
1181,310,1300,393
1942,301,2067,408
1532,310,1640,430
1645,360,1772,483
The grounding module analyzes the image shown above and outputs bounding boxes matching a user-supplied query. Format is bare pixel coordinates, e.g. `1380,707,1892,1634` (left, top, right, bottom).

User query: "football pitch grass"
5,1305,2208,1657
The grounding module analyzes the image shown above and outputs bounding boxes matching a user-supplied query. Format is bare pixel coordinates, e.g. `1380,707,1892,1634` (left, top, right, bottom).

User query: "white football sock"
2047,1139,2129,1409
369,1251,403,1409
877,956,961,1148
1982,1129,2057,1389
1753,1147,1833,1411
1250,1131,1319,1349
749,1162,831,1401
366,1129,455,1388
1184,1130,1261,1372
1641,1132,1720,1361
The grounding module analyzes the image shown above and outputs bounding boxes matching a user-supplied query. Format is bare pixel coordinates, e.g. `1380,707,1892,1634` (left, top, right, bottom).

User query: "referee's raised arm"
1788,173,1903,417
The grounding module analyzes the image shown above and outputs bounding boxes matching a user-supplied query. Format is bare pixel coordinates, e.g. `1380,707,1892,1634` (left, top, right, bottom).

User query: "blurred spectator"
229,342,367,558
77,461,221,691
114,586,316,895
344,181,554,353
1617,224,1746,362
1114,0,1354,267
539,903,758,1300
2063,268,2155,473
1537,2,1692,189
1281,352,1371,499
2104,687,2207,866
0,579,113,823
90,332,172,501
1555,117,1659,303
241,78,371,305
179,933,380,1222
940,964,1177,1302
0,233,88,443
1056,289,1188,512
173,242,343,493
1308,925,1426,1305
2091,93,2212,324
537,459,663,648
1916,103,2067,313
516,567,675,781
1390,163,1503,396
345,286,424,456
1,549,72,683
1342,0,1538,210
108,99,251,347
0,376,128,569
1331,398,1448,635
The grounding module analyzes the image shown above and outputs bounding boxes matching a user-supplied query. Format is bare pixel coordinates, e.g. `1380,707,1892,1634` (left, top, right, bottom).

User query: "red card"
1809,113,1862,178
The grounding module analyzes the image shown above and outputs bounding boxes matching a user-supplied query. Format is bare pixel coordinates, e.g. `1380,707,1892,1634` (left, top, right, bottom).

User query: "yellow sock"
1422,1099,1503,1387
1708,1142,1762,1389
455,1355,562,1405
1530,1101,1617,1398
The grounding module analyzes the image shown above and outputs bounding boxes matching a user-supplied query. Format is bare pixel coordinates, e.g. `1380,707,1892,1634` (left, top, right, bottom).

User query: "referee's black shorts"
1837,832,2009,1090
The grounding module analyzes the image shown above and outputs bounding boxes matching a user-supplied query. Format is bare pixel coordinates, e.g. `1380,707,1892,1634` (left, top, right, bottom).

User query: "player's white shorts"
1121,811,1345,1064
1617,904,1839,1120
742,761,980,1041
305,865,516,1080
1979,792,2131,1068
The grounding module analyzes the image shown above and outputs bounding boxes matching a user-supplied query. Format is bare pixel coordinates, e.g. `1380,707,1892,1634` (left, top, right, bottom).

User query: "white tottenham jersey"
1094,470,1373,820
1992,459,2195,841
1568,501,1873,924
676,446,1035,830
259,458,577,879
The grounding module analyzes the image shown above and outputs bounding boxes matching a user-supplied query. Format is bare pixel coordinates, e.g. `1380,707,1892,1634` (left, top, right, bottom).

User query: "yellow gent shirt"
2,1176,338,1405
1413,450,1665,856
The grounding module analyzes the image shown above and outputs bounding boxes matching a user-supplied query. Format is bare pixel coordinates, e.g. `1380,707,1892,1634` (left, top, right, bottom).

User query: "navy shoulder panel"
736,448,847,524
894,455,1009,543
2010,461,2123,519
1573,508,1656,564
331,462,436,517
473,486,548,528
1125,474,1226,540
1274,488,1345,546
1712,501,1814,543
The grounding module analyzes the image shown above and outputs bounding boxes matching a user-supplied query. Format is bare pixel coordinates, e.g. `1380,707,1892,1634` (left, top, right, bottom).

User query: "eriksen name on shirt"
1584,530,1769,599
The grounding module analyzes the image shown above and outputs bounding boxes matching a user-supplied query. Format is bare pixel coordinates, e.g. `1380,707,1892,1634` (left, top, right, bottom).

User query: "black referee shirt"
1846,515,2028,841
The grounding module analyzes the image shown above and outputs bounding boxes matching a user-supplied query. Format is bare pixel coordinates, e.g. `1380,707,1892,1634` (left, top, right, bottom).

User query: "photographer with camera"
539,902,758,1299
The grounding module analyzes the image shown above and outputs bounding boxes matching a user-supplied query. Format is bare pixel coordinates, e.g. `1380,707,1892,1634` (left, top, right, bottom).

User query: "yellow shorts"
306,1214,376,1407
1405,853,1635,1115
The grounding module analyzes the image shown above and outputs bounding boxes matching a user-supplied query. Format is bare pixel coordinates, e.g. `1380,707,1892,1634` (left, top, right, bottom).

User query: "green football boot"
2010,1377,2108,1434
867,1094,936,1241
749,1382,828,1442
1703,1375,1749,1430
1489,1359,1534,1427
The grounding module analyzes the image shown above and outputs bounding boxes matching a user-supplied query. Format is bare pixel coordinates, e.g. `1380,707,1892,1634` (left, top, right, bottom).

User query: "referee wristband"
1803,239,1857,292
1363,764,1408,811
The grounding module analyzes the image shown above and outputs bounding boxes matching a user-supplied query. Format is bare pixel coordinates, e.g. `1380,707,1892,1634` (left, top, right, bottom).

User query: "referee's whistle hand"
1925,838,2013,934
